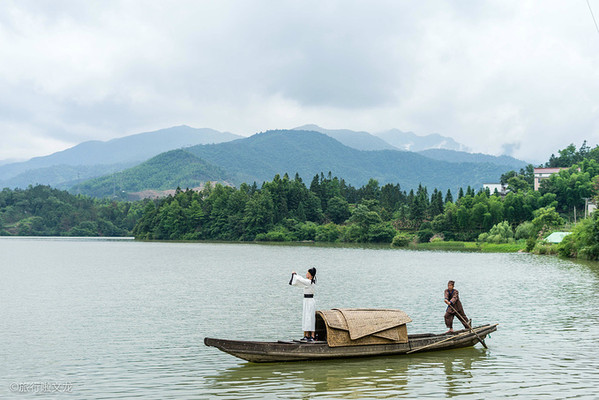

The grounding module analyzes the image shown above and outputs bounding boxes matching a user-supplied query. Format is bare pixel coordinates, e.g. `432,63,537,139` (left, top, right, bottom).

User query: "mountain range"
72,130,526,198
0,125,241,188
0,125,529,198
376,129,471,152
293,124,397,151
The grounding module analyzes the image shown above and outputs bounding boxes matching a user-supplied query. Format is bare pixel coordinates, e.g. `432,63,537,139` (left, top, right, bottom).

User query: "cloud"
501,142,521,157
0,1,598,163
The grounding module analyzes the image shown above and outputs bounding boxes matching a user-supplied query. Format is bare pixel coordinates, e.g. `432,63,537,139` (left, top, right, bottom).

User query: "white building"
533,167,569,191
483,183,508,195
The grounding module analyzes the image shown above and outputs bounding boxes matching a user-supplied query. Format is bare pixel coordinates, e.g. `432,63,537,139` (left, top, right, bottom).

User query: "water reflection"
206,348,490,399
3,239,598,399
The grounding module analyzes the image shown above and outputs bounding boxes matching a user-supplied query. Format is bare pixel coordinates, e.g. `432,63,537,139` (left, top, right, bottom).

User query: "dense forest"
131,170,563,245
0,185,140,236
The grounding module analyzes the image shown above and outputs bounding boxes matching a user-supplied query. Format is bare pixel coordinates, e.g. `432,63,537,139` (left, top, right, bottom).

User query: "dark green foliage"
0,185,136,236
539,160,598,213
515,221,536,239
557,212,599,260
445,189,453,204
326,196,351,224
132,173,402,243
545,142,591,168
315,223,342,242
417,229,434,243
367,222,397,243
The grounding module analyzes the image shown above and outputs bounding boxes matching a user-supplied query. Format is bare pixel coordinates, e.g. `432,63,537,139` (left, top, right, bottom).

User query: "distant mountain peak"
291,124,398,151
292,124,470,153
374,128,471,152
294,124,323,131
0,125,242,188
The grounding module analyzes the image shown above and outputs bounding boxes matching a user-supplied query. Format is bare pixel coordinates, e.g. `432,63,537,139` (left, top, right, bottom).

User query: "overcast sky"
1,1,599,163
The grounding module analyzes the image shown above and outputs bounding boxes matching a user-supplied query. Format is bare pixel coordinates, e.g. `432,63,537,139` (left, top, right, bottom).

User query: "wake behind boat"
204,308,498,362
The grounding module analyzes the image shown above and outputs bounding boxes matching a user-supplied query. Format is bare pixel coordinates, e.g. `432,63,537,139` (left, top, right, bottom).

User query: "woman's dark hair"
308,267,317,284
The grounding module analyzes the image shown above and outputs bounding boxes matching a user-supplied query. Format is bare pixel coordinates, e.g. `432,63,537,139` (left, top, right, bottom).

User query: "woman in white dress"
289,267,317,341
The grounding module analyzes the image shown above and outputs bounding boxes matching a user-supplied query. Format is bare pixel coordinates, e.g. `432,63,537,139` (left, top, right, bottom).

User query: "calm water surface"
1,238,598,399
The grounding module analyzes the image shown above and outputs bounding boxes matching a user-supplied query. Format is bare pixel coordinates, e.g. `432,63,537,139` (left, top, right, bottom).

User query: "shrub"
430,234,444,242
296,222,317,241
532,207,564,234
391,232,413,247
515,221,536,239
556,234,575,257
526,237,537,252
315,223,341,242
478,221,514,244
533,241,558,255
255,227,293,242
556,214,599,260
341,224,364,243
367,222,396,243
417,229,434,243
69,221,98,236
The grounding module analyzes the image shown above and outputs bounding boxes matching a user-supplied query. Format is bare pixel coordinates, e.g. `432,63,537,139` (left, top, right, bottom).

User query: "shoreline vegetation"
2,142,599,260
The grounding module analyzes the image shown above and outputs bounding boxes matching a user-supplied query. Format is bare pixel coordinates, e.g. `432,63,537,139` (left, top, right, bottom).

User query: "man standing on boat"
444,280,470,333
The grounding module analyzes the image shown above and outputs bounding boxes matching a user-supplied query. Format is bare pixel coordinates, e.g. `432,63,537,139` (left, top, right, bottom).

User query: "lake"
1,238,598,399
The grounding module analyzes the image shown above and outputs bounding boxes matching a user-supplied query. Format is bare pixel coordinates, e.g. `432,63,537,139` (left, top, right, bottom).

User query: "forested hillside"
71,150,230,198
0,125,240,188
418,149,527,169
0,185,139,236
2,162,137,190
183,130,510,191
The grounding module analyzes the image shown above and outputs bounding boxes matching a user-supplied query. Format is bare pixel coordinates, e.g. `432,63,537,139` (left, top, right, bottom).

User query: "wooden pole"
447,304,488,349
407,329,473,354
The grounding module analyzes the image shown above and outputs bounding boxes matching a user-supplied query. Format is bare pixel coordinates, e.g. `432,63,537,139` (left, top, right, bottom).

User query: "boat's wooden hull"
204,324,497,362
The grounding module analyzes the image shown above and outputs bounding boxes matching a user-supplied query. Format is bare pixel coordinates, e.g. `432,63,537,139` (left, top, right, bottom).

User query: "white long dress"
291,274,316,331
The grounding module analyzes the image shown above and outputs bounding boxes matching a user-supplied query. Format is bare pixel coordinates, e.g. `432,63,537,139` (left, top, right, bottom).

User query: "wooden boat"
204,308,498,363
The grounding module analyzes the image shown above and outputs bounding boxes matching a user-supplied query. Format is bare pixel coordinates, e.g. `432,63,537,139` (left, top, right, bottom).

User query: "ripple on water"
1,239,599,399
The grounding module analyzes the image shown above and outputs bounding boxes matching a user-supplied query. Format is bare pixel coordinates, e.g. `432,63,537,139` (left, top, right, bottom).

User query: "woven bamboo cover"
317,308,412,347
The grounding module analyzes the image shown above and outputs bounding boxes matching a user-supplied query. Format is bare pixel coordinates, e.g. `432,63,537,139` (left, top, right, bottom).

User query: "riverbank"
408,240,526,253
133,237,530,253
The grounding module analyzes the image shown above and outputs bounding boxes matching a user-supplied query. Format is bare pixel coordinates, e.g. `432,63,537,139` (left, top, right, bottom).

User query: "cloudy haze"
1,0,599,163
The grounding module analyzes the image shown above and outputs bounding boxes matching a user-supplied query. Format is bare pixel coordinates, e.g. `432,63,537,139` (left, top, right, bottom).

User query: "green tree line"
6,141,599,254
0,185,141,236
132,171,561,244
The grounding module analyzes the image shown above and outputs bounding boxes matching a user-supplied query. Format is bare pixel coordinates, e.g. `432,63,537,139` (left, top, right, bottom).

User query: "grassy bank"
407,240,526,253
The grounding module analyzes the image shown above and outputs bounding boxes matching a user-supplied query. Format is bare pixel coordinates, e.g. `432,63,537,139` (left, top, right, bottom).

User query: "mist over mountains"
0,125,529,198
0,126,241,189
375,129,471,152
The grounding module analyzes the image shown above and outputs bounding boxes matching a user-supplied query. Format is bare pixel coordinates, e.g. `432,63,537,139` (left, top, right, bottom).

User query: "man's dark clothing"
444,288,469,329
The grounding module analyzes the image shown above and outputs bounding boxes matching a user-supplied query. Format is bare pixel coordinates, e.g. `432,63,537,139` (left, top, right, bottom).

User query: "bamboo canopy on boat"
316,308,412,347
